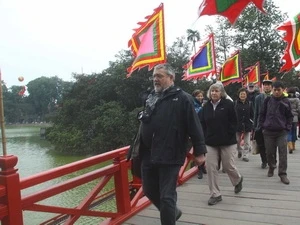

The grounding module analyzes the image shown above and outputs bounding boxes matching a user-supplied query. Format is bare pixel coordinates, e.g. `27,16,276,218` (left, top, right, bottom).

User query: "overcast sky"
0,0,298,88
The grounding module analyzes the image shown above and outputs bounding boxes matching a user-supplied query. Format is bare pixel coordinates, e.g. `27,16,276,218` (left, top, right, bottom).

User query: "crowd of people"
193,78,297,186
131,63,298,225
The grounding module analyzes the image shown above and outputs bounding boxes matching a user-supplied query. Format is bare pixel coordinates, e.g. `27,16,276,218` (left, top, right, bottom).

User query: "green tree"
106,50,152,111
204,17,233,64
186,29,200,54
166,36,197,93
47,70,142,154
2,84,34,123
26,76,71,122
231,0,288,77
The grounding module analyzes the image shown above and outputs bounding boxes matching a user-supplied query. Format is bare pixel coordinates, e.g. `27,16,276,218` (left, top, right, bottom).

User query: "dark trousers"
263,130,288,176
141,158,180,225
255,129,267,164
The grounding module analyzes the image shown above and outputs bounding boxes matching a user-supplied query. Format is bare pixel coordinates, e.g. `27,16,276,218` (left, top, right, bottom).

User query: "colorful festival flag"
182,34,216,80
245,62,260,86
198,0,266,25
277,13,300,72
127,3,166,77
220,51,242,86
262,70,276,80
261,71,270,81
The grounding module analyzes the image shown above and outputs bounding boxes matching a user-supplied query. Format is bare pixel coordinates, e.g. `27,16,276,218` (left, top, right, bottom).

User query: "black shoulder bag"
126,122,142,178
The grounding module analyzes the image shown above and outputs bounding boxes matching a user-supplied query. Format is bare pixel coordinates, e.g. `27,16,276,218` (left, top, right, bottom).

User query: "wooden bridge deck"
125,144,300,225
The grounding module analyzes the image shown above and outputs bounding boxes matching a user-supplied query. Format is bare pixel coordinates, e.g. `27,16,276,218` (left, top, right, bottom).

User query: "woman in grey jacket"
286,87,300,153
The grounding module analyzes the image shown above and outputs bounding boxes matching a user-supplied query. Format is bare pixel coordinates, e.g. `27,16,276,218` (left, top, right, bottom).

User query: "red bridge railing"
0,147,198,225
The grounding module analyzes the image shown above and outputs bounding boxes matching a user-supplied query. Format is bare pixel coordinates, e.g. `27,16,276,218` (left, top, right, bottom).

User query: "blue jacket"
193,98,202,114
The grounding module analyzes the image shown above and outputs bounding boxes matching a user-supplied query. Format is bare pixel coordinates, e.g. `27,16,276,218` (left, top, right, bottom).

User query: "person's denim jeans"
287,122,297,142
141,158,180,225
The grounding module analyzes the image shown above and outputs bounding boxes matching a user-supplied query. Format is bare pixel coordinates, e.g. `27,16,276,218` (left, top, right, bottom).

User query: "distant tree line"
2,76,73,124
2,0,300,155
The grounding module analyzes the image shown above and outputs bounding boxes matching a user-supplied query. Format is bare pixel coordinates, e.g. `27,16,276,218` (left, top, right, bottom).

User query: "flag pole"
0,70,7,156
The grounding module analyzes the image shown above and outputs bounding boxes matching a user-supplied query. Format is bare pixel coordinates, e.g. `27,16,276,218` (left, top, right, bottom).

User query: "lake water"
2,125,114,225
3,126,86,178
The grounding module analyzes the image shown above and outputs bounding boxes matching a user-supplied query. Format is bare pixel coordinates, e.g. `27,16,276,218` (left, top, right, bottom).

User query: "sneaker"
175,208,182,221
238,152,242,158
197,170,203,179
208,195,222,205
242,158,249,162
268,167,274,177
280,175,290,185
261,162,267,169
234,176,243,194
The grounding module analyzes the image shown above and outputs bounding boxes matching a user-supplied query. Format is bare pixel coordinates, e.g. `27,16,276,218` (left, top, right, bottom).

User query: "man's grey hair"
154,63,176,81
207,82,228,99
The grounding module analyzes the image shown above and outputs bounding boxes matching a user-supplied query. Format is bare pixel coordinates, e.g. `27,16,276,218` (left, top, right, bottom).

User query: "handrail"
0,147,197,225
20,146,129,189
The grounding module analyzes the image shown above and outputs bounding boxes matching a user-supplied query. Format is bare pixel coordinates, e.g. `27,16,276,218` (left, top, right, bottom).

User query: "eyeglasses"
149,74,168,81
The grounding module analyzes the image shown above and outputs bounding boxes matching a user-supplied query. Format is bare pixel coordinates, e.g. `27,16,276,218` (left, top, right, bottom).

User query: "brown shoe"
280,175,290,185
267,167,274,177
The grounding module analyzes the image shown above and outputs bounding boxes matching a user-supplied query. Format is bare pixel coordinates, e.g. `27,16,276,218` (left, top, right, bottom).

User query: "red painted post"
0,155,23,225
113,156,131,215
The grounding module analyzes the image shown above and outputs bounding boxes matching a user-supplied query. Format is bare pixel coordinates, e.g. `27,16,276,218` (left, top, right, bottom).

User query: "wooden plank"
125,141,300,225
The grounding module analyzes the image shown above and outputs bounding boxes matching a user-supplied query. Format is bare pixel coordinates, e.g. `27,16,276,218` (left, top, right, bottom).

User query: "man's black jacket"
140,86,207,165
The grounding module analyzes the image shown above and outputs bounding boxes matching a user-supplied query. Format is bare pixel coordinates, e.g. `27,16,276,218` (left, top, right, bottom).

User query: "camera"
137,108,152,123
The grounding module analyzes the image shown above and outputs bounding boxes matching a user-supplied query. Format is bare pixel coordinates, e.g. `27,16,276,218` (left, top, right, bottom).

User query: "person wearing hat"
253,79,273,169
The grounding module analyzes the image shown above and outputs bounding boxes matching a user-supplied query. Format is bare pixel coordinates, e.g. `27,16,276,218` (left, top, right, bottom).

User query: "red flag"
198,0,266,25
277,13,300,72
127,3,166,77
262,71,270,81
220,51,242,86
245,62,260,86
